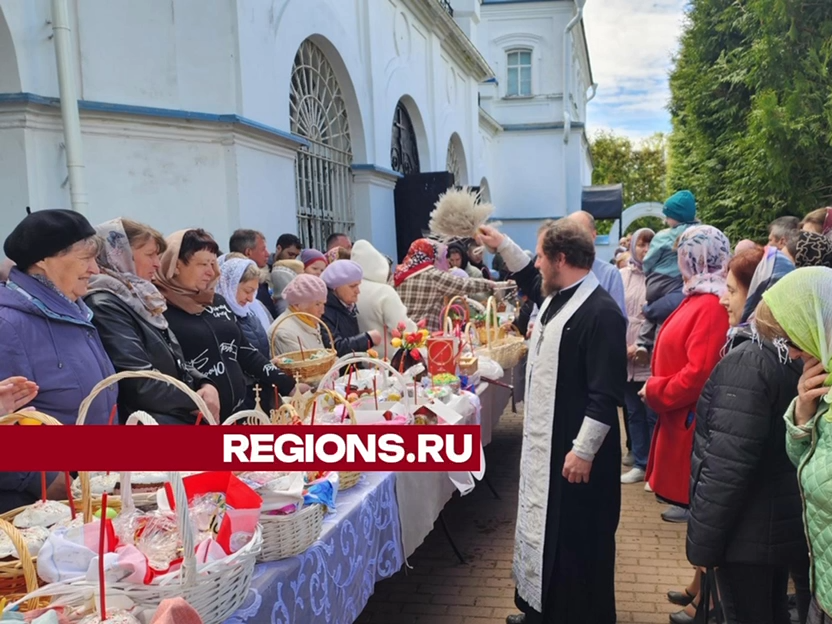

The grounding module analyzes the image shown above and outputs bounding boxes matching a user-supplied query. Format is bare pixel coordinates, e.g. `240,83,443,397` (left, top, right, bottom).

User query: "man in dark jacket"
688,326,809,623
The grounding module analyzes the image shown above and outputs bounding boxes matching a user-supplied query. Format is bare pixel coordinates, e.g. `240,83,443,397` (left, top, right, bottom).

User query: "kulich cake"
0,525,49,559
78,610,142,624
13,500,72,529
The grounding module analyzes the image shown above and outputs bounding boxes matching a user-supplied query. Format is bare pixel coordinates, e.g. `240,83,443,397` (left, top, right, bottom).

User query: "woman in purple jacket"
0,209,117,513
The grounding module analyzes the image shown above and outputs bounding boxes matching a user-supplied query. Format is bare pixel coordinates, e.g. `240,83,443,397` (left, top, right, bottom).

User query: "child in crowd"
633,190,699,365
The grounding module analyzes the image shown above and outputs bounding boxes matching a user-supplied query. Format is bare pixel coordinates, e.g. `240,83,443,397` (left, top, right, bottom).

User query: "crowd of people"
0,210,513,512
608,201,832,624
4,196,832,624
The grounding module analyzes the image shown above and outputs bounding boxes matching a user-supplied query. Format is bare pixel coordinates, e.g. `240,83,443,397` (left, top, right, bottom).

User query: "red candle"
64,472,76,519
40,471,47,503
99,492,108,619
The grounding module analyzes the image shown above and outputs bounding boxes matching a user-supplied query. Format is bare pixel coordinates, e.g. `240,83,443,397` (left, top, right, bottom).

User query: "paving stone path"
358,405,691,624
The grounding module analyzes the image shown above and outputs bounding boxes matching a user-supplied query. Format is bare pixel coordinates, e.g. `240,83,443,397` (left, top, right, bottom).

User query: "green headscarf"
762,266,832,419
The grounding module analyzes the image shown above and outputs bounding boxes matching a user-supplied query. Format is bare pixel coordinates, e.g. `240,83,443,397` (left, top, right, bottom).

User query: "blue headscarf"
741,246,794,323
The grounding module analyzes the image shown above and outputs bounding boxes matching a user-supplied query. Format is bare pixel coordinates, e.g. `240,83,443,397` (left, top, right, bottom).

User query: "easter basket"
10,471,263,624
73,370,218,514
302,389,361,490
474,297,527,370
270,312,338,384
0,412,66,606
441,295,471,334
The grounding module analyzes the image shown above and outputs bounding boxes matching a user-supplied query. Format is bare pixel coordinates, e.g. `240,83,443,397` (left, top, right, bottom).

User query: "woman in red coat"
643,225,731,521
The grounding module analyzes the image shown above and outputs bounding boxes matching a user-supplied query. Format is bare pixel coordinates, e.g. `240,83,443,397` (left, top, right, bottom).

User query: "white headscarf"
216,255,256,318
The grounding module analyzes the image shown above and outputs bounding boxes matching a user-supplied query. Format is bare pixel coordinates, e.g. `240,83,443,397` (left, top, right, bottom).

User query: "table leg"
439,511,466,564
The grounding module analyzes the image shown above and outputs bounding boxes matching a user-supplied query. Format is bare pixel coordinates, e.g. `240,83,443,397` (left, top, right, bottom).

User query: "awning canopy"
581,184,623,221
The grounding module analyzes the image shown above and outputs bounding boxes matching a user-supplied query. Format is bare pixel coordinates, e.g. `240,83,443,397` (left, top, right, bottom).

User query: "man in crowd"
274,233,302,262
479,220,626,624
768,216,800,251
230,228,276,317
567,211,627,316
326,232,352,252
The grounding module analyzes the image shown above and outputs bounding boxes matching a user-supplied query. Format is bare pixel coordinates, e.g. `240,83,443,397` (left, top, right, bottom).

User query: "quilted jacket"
687,329,807,567
785,392,832,616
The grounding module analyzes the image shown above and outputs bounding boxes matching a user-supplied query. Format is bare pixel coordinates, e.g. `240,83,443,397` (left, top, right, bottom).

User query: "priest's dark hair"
538,219,595,270
179,228,220,263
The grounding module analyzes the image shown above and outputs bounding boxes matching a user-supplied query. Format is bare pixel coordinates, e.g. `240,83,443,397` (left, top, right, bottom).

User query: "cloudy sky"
583,0,688,142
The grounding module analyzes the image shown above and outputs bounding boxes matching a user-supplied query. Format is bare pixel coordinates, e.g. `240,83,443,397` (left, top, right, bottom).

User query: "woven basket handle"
441,296,471,330
124,411,159,426
77,370,217,425
0,518,39,611
317,355,414,415
80,471,133,523
0,411,62,426
167,471,196,585
270,311,335,358
272,403,301,425
484,296,499,351
303,389,357,425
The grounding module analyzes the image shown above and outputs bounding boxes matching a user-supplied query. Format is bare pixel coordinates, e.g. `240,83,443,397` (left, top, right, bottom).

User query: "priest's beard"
541,270,561,297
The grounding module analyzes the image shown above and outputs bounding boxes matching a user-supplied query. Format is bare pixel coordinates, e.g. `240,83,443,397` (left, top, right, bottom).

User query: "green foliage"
668,0,832,242
590,131,669,209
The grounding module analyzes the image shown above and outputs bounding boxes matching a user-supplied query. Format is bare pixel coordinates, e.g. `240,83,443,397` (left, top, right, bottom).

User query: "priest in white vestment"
479,220,627,624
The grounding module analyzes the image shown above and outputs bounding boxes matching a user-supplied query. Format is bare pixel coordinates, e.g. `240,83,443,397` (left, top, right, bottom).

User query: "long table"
226,363,523,623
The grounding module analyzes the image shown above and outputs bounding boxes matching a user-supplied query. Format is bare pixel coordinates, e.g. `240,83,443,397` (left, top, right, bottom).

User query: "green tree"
590,131,668,234
668,0,832,242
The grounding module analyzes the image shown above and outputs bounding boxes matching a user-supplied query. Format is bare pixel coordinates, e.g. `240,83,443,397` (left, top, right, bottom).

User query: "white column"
351,165,402,260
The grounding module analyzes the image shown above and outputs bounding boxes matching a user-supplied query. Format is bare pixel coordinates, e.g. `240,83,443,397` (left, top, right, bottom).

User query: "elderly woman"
216,254,270,357
643,225,731,521
684,246,808,624
320,260,381,356
395,238,510,332
0,209,117,513
85,218,220,424
786,230,832,269
155,229,295,420
755,267,832,624
269,274,328,355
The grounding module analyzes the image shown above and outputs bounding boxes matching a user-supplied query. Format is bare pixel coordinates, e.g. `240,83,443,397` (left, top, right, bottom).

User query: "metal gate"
391,101,420,175
290,40,354,250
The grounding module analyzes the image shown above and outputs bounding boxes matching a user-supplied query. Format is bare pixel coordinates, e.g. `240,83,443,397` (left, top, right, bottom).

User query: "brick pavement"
358,405,692,624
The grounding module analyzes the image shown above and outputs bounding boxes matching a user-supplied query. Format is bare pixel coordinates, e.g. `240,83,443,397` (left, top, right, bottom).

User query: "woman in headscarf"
684,246,809,624
269,274,328,355
619,228,657,486
395,238,510,332
216,254,270,357
300,249,328,277
755,267,832,624
85,218,221,424
800,207,832,239
155,229,295,420
786,231,832,269
447,241,482,279
643,225,731,520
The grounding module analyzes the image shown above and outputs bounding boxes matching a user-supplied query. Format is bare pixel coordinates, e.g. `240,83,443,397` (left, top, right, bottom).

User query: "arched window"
290,40,353,250
446,137,462,185
506,49,532,97
390,102,420,175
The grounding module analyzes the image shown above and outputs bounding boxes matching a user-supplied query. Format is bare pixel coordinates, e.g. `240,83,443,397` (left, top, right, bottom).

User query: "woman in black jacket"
320,260,381,356
687,247,809,624
154,229,295,421
85,218,221,424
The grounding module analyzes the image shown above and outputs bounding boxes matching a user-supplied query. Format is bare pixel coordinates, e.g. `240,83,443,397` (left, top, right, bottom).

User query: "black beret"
4,209,96,271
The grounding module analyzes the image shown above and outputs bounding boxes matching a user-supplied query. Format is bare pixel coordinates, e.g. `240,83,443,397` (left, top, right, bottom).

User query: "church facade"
0,0,594,259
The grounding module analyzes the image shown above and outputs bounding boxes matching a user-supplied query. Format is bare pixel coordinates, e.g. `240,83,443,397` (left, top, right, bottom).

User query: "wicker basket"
475,297,528,370
302,389,361,490
0,411,63,603
11,472,262,624
271,403,302,425
74,370,217,515
0,518,50,612
270,312,338,384
257,503,323,563
442,295,471,335
223,410,270,426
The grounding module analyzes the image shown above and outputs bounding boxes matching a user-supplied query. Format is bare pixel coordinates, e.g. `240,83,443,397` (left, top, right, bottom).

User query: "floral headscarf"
628,228,655,272
677,225,731,297
740,246,794,324
394,239,439,287
763,267,832,419
215,255,257,318
794,231,832,269
87,218,169,329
